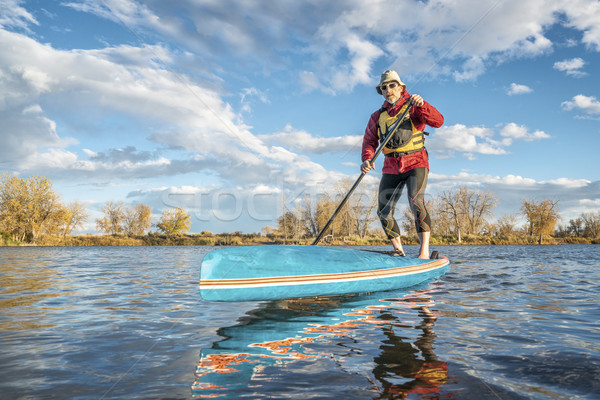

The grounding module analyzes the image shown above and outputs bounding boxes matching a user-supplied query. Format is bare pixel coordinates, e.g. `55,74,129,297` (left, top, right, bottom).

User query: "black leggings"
377,167,431,239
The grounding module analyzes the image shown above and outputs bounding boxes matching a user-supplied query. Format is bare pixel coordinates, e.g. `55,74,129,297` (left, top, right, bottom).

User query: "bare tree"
568,217,584,237
438,189,465,243
438,186,497,242
277,211,303,242
429,197,452,236
581,211,600,238
337,179,378,238
301,195,319,237
463,189,497,235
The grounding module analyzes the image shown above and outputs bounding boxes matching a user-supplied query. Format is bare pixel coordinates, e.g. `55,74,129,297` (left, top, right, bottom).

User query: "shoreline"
1,233,597,247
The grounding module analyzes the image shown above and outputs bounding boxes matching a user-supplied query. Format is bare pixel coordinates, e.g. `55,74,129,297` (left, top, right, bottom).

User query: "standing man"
361,70,444,259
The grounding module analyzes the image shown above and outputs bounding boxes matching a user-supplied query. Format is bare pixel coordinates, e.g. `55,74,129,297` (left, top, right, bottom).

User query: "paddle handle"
311,100,414,245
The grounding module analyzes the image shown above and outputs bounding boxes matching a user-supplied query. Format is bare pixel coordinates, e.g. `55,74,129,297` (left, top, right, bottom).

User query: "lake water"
0,245,598,399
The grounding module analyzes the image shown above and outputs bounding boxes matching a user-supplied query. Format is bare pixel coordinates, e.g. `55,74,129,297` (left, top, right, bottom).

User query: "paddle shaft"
311,100,414,245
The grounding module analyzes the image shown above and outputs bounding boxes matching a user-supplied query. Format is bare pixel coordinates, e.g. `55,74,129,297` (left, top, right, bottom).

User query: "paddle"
311,99,414,245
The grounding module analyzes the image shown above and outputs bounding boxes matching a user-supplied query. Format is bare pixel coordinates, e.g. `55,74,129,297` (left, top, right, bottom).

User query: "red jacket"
361,91,444,174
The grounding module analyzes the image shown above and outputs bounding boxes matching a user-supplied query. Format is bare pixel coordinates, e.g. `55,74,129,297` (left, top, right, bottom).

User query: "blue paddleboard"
199,245,449,301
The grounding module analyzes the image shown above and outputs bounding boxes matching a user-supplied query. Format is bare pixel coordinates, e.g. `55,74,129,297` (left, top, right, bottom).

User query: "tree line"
270,179,600,245
1,173,599,245
0,174,192,244
94,200,191,236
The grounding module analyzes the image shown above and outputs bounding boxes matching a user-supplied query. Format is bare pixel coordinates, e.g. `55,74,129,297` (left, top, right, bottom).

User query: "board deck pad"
200,245,449,301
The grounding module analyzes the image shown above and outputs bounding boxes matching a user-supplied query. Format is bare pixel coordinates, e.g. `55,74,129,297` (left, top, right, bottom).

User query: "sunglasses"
379,82,399,91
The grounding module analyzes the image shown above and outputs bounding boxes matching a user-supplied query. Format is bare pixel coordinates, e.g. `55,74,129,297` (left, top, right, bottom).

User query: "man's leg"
406,168,431,259
417,231,430,259
377,174,405,254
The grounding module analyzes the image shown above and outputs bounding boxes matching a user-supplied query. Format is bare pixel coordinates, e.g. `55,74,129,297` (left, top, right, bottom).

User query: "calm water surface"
0,245,598,399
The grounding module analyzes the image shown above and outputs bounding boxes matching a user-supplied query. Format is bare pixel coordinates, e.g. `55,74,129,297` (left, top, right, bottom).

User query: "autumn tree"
0,174,65,242
58,201,88,238
96,201,126,234
261,225,275,237
495,214,519,238
123,204,152,235
315,194,336,238
521,199,560,244
156,207,191,236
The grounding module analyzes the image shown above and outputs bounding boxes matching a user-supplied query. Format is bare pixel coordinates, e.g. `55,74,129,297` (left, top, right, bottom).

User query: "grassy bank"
1,231,598,247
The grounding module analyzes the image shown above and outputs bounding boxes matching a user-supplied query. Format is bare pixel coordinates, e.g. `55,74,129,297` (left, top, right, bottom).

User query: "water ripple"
1,244,599,399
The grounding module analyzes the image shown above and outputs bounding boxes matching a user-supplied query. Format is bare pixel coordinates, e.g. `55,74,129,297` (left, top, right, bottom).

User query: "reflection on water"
1,245,599,399
0,246,243,400
192,285,452,399
0,248,71,331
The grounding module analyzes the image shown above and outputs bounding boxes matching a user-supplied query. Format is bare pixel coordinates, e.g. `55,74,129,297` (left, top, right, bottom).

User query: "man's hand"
360,160,373,173
410,94,424,107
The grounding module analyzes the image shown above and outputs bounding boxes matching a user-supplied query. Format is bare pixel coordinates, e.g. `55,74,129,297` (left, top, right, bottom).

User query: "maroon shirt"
361,91,444,174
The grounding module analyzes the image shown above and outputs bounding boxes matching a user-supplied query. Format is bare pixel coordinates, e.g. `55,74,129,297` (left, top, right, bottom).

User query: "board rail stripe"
200,257,448,289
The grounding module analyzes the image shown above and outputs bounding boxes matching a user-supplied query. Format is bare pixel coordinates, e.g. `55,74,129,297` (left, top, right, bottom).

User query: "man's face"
380,81,403,104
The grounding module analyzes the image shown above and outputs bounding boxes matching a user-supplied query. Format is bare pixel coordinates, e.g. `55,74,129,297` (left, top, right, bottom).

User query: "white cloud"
428,122,550,159
261,125,362,154
562,95,600,115
500,123,550,143
553,57,587,77
299,71,322,92
544,177,591,188
0,100,73,165
51,0,600,93
3,0,600,233
428,124,506,158
507,83,533,95
308,0,563,87
562,0,600,51
82,149,98,157
26,148,79,169
240,87,269,113
0,28,343,195
428,172,599,222
0,0,37,30
453,56,486,82
580,198,600,207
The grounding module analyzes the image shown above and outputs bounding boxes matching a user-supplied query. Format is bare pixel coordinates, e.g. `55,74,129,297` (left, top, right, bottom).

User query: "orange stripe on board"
200,258,448,289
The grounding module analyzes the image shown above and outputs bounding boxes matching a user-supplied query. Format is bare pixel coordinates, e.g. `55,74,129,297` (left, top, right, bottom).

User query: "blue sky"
1,0,599,234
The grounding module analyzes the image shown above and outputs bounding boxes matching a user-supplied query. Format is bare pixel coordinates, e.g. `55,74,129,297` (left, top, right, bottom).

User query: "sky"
1,0,600,235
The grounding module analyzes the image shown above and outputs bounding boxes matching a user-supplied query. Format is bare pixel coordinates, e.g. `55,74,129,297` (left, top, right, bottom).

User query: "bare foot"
391,249,405,257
